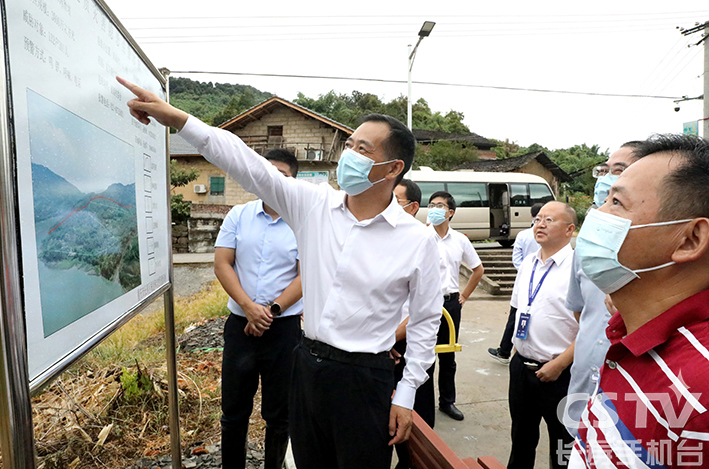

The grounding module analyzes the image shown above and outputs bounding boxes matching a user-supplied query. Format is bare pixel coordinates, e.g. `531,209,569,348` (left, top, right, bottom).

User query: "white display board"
297,170,330,185
4,0,170,385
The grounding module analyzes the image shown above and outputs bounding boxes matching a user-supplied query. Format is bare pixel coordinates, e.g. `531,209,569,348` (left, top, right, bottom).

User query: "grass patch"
31,280,235,469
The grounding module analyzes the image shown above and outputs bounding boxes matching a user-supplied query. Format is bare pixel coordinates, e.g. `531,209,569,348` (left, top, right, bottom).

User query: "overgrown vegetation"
170,160,199,224
29,281,246,469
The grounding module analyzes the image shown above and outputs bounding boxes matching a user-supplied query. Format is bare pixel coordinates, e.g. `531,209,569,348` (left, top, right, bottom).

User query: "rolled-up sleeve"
393,233,443,409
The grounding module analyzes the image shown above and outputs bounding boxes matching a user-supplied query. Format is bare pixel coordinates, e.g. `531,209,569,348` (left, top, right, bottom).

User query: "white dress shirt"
179,116,443,409
430,225,482,295
510,244,577,362
512,226,540,270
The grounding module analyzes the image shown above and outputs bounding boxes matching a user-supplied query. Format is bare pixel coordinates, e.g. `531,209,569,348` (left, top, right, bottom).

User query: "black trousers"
221,313,301,469
499,306,518,355
289,341,396,469
437,294,462,407
393,339,436,469
508,353,574,469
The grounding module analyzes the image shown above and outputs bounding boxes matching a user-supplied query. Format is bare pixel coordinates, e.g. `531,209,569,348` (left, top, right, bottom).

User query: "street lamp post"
407,21,435,130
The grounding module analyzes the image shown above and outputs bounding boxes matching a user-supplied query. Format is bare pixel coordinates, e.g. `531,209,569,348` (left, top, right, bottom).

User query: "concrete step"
484,268,517,275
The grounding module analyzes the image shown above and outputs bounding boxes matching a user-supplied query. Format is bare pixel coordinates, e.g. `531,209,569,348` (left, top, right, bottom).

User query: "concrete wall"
186,204,230,253
513,160,559,195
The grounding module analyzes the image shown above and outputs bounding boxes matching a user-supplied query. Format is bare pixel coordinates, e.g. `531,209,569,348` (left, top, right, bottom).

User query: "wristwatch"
269,302,282,316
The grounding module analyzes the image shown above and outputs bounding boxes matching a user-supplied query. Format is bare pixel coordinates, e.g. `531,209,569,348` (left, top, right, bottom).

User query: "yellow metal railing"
434,307,462,354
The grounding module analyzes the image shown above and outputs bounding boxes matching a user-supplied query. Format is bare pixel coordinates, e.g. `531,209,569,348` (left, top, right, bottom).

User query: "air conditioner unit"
306,149,323,161
193,184,208,194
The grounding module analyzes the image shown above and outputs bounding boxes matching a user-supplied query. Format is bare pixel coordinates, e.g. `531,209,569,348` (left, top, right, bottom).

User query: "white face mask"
575,209,692,294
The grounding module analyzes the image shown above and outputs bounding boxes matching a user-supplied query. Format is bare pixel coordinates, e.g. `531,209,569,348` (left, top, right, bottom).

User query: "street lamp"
407,21,435,130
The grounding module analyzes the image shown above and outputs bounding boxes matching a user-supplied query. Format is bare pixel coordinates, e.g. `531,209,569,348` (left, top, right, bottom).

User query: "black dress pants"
499,306,518,355
392,338,436,469
437,294,462,407
221,313,301,469
508,353,574,469
289,342,396,469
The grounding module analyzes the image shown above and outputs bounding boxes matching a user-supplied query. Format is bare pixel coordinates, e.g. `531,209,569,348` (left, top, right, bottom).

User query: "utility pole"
680,21,708,138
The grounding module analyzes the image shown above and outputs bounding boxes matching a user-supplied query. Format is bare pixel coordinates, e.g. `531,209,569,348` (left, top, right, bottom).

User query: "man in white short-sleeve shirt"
427,191,484,421
507,201,578,469
118,77,443,469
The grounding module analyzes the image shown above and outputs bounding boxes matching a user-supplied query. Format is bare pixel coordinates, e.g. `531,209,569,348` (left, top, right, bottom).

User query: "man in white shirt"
118,77,443,469
488,203,543,364
428,191,484,421
507,201,578,469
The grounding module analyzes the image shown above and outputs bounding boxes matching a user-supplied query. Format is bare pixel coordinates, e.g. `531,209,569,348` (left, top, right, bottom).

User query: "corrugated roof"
219,96,354,134
413,129,496,149
454,151,572,182
169,133,200,156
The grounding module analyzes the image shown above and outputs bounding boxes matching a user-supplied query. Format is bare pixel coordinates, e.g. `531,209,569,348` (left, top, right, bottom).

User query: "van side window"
509,184,529,207
447,182,488,208
530,183,554,205
417,182,446,204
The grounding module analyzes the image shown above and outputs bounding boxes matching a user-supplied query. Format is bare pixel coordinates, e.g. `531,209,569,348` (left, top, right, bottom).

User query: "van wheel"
498,240,514,248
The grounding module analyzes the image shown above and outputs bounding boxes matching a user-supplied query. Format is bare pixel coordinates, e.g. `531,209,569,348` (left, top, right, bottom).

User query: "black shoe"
439,404,464,421
487,347,511,365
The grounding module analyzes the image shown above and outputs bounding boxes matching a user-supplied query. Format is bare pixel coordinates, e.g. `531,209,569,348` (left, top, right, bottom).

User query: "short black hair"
531,203,544,218
398,179,422,205
265,148,298,178
429,191,456,212
632,134,709,219
360,114,415,185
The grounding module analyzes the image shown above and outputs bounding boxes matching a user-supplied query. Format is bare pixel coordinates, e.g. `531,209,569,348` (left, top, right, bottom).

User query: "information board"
4,0,170,386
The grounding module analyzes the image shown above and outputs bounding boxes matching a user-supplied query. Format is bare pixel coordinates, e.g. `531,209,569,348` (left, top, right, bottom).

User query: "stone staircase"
462,247,516,296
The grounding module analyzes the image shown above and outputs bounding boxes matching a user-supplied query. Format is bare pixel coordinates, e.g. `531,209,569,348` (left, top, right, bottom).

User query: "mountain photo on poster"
27,89,139,337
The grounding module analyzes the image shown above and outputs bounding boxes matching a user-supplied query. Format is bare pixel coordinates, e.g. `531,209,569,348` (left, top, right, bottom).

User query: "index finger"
116,76,147,98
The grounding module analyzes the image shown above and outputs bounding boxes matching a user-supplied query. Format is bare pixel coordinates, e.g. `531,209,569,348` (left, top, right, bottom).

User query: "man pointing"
118,77,442,469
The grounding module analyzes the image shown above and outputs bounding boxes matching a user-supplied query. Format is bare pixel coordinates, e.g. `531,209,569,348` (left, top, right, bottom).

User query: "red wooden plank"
477,455,507,469
462,457,485,469
406,411,470,469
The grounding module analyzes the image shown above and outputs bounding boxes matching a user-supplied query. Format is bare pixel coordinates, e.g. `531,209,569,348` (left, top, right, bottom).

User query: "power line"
169,70,681,100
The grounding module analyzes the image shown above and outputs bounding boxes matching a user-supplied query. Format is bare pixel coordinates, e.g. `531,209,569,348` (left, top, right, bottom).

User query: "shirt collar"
608,289,709,357
533,243,572,266
428,223,451,240
333,191,399,228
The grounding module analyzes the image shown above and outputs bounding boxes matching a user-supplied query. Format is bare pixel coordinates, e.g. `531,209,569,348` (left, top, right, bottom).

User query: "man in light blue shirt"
213,149,303,469
511,203,543,270
561,142,640,436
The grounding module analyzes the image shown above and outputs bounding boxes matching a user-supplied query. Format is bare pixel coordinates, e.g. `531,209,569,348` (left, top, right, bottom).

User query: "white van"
409,169,555,247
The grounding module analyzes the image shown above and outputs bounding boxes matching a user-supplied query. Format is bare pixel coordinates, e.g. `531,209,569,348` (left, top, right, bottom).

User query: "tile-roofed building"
454,151,572,195
413,129,497,160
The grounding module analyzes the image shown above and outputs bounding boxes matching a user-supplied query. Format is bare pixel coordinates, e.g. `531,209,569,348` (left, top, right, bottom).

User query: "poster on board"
4,0,170,385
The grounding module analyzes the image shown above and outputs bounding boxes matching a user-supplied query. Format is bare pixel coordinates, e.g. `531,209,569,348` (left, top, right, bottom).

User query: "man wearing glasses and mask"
117,77,443,469
427,191,484,421
569,135,709,468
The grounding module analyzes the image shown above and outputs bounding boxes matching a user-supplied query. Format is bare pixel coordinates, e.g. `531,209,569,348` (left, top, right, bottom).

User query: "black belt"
516,353,548,371
301,337,395,371
443,292,459,301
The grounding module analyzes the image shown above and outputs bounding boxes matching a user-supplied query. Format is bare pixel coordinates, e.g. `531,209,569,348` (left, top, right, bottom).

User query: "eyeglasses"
533,216,572,226
592,166,609,178
428,203,449,209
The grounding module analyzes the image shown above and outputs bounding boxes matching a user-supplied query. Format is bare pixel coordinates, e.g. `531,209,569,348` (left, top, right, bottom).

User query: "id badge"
515,311,531,340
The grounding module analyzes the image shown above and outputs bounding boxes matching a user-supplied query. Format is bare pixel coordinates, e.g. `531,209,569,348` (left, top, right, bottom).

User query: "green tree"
170,160,199,224
413,141,479,171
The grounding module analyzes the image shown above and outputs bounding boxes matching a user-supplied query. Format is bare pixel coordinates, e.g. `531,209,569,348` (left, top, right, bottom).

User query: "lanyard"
528,258,553,307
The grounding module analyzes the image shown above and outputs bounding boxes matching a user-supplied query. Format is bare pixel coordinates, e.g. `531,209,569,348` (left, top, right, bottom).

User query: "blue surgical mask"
428,207,448,226
575,209,692,294
336,148,392,196
593,174,618,207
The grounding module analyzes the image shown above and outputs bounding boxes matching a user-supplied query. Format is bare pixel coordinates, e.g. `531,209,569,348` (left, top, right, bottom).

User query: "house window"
267,126,284,148
210,176,225,195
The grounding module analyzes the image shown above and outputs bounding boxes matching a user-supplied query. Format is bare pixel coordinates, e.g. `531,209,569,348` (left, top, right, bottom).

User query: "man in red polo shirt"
570,134,709,468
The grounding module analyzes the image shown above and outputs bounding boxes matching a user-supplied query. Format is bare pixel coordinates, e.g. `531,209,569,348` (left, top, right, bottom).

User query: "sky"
109,0,708,152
